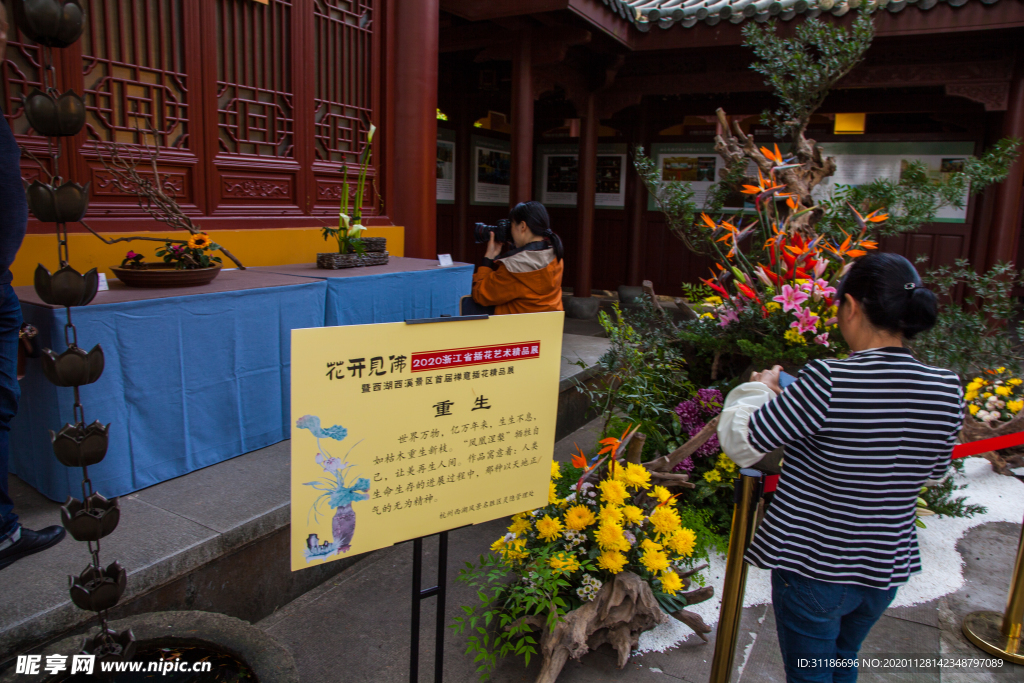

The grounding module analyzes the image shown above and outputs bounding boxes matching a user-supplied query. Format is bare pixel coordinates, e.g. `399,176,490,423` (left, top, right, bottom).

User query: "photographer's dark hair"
836,252,937,340
510,201,563,261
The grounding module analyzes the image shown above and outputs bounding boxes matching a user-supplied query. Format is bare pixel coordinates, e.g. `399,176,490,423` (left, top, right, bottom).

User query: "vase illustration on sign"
296,415,370,563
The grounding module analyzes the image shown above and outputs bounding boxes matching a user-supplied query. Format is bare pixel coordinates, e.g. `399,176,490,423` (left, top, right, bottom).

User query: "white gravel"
637,457,1024,654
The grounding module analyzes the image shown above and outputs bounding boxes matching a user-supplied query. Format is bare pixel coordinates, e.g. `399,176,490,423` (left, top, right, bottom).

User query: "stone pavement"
257,418,1024,683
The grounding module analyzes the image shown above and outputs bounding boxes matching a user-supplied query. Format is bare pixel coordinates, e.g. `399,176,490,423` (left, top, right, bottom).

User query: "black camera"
474,219,510,244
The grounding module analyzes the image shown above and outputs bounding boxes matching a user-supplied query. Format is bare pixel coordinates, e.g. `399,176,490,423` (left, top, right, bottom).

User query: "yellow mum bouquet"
964,367,1024,423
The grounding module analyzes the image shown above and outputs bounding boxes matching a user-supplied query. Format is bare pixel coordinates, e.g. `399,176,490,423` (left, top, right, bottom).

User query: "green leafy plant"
633,146,701,252
911,259,1024,379
921,466,988,520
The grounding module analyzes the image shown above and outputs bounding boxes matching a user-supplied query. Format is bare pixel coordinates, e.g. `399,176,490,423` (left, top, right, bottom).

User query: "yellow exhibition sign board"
290,312,565,571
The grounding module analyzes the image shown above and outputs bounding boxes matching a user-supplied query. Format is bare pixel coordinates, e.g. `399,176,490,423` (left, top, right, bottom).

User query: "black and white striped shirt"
744,347,964,589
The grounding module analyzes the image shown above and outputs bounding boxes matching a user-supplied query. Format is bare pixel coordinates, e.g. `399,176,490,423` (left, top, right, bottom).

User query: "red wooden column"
390,0,439,258
510,31,533,207
575,93,598,298
987,68,1024,269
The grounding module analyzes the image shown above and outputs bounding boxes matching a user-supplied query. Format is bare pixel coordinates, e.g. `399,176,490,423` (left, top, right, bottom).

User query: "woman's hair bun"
836,252,938,340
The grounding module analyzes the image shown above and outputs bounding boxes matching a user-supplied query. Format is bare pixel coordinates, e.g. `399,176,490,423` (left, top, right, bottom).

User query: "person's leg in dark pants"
772,568,848,683
832,583,898,683
0,282,65,570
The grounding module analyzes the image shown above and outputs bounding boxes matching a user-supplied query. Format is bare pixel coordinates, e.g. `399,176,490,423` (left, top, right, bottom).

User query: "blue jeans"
0,282,22,543
772,568,898,683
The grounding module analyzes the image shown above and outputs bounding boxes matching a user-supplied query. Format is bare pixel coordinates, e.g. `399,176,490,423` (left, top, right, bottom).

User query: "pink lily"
718,308,739,328
814,332,830,347
811,279,837,302
791,307,820,335
813,259,828,279
773,284,810,313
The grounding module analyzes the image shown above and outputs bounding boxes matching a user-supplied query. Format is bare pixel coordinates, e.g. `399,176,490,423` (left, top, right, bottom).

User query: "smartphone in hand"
778,371,797,390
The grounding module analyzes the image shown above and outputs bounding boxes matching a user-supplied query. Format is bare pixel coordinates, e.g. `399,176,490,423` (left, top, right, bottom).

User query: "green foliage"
743,12,875,138
911,260,1024,379
155,238,222,270
922,464,988,519
633,145,703,253
682,478,735,546
819,139,1022,240
575,302,694,458
452,546,582,681
680,282,714,304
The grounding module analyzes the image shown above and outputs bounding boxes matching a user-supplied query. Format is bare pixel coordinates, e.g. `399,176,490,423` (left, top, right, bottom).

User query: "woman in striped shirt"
719,253,964,683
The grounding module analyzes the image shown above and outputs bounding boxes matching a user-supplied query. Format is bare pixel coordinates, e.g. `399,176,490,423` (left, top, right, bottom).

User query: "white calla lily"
339,212,351,229
350,223,367,236
367,123,376,143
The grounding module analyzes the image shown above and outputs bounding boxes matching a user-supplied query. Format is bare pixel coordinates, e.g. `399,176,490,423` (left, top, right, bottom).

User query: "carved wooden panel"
220,174,294,202
216,0,294,157
81,0,190,149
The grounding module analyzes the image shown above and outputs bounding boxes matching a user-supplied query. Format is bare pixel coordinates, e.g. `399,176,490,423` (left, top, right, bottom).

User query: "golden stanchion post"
709,468,765,683
961,513,1024,664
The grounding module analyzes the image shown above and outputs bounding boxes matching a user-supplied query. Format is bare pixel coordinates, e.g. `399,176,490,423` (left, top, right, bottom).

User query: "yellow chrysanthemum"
649,505,682,537
983,392,994,398
597,550,627,574
969,404,980,416
703,469,722,483
551,461,562,479
622,505,645,525
1009,400,1023,414
700,312,714,319
619,462,652,490
505,538,529,561
1009,378,1023,386
549,552,580,574
716,453,737,473
765,301,781,312
995,385,1013,397
490,537,506,554
536,515,564,542
784,328,807,346
640,547,670,574
564,504,597,530
964,391,979,402
598,479,629,506
640,538,663,552
704,296,723,305
599,504,624,525
508,517,531,536
188,232,212,249
595,522,630,552
667,528,697,557
548,481,561,505
660,570,684,595
652,486,672,506
998,367,1007,373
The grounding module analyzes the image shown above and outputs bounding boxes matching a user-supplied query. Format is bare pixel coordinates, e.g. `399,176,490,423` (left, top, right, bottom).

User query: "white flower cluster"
977,394,1007,422
578,482,598,506
576,573,603,602
563,529,587,552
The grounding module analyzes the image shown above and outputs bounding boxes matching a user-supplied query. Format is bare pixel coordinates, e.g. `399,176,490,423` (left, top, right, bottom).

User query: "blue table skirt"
256,258,474,326
12,278,327,501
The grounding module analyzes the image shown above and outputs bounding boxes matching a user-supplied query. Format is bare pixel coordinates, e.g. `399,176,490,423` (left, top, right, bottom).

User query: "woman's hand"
484,232,502,260
751,365,783,395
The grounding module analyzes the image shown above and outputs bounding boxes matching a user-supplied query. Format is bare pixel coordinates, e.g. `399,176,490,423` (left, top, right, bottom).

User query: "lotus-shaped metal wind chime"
13,0,86,48
51,421,109,468
40,344,105,387
61,493,120,542
34,263,98,307
17,0,133,662
23,88,86,137
69,562,127,612
26,180,90,224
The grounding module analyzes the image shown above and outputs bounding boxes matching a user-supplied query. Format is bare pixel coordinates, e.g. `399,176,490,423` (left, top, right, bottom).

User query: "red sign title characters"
411,342,540,372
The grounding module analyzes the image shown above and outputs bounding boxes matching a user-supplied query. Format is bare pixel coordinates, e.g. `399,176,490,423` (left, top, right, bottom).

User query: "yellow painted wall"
12,226,405,286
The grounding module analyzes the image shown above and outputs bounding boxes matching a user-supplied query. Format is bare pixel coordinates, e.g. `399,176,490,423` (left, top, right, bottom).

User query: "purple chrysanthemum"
687,426,720,459
672,455,695,474
674,400,702,430
695,388,724,417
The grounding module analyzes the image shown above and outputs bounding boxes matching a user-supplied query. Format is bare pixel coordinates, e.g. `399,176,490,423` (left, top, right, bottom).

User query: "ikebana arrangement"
454,427,721,683
17,0,135,664
317,122,389,269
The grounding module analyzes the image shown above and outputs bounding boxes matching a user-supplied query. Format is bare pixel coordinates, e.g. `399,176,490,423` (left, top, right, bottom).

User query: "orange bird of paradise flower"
598,424,635,457
760,144,784,164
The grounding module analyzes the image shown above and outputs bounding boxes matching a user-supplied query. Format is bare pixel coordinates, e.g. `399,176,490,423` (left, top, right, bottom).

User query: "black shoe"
0,526,67,570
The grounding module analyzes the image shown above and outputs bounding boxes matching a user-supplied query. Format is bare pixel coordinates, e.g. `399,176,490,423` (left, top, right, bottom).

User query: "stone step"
0,329,609,665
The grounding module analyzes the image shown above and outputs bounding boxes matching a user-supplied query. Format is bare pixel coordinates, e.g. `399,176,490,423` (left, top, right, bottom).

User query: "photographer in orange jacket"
471,201,564,315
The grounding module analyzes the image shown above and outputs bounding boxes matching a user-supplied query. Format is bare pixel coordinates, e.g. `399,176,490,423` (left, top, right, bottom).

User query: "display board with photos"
534,143,627,208
437,128,456,204
471,135,512,206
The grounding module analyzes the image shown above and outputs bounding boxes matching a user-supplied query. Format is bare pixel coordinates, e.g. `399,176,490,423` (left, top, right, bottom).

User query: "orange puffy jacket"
471,247,564,315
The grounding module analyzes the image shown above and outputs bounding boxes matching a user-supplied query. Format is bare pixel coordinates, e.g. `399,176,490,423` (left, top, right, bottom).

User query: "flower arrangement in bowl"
317,123,389,269
453,435,714,683
110,232,224,288
964,368,1024,423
